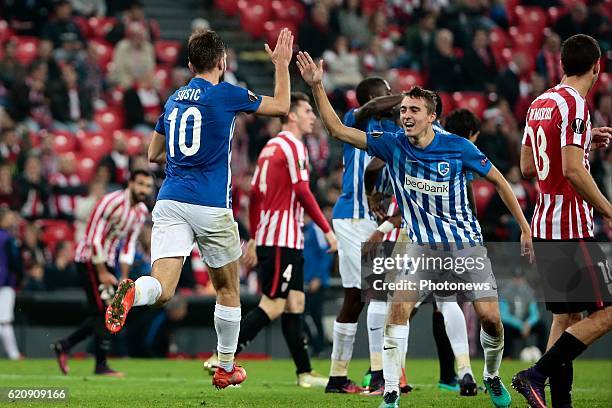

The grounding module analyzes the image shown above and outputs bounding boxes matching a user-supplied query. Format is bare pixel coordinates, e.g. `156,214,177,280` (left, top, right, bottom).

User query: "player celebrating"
105,28,295,390
52,169,153,376
205,92,337,387
512,34,612,408
297,51,533,408
326,77,403,394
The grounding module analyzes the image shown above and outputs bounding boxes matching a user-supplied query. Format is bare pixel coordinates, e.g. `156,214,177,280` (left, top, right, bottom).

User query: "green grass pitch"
0,358,610,407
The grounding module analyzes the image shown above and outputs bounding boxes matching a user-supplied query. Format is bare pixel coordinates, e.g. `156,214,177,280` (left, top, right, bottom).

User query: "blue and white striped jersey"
332,109,400,220
366,129,493,249
432,120,449,135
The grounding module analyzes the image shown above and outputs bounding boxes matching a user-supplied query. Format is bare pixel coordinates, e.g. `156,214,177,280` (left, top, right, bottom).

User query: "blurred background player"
206,92,337,388
106,28,295,390
326,76,403,394
52,169,153,376
0,209,22,360
513,34,612,408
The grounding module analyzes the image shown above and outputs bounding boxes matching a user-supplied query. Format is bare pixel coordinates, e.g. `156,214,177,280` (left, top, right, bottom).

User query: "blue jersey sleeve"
460,139,492,177
154,112,165,135
343,109,357,127
366,131,395,162
220,82,262,113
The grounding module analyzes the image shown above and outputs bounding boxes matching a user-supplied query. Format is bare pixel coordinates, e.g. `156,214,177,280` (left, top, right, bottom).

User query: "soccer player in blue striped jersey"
106,28,295,389
326,77,404,394
297,51,534,408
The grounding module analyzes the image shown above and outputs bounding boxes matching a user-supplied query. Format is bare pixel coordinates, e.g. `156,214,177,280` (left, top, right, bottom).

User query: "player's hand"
308,277,321,293
242,239,258,270
367,192,386,221
589,126,611,151
520,231,535,264
325,230,338,253
296,51,323,86
98,270,118,286
362,230,384,263
264,27,294,67
521,322,531,338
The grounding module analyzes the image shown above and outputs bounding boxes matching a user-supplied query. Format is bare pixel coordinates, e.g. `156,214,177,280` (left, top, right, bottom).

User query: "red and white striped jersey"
522,84,593,240
251,131,309,249
383,197,403,242
49,172,82,217
75,189,148,267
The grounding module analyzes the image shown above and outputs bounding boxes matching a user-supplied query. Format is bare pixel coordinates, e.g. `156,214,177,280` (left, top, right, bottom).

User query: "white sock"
0,324,20,360
329,321,358,377
438,302,472,378
367,301,387,371
401,319,409,369
480,327,504,379
383,323,409,394
133,276,162,306
214,304,241,373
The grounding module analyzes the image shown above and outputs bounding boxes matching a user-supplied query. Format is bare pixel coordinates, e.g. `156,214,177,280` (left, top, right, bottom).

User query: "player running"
105,28,295,389
52,169,153,376
512,33,612,408
297,51,533,408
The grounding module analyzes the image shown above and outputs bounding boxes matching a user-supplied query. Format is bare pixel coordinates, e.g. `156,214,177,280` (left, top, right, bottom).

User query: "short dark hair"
281,92,311,124
188,29,226,74
433,92,443,118
402,86,437,114
355,77,388,106
444,109,481,139
561,34,601,77
129,169,153,181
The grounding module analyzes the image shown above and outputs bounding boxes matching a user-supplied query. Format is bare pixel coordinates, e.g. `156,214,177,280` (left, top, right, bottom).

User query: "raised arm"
353,94,403,128
296,51,367,150
255,28,293,117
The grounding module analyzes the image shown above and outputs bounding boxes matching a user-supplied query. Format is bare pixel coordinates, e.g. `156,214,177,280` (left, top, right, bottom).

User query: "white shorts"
151,200,241,269
0,287,15,323
333,218,378,289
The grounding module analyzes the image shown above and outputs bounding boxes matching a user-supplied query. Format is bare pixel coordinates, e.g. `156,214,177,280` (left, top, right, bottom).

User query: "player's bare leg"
207,259,245,389
472,300,511,407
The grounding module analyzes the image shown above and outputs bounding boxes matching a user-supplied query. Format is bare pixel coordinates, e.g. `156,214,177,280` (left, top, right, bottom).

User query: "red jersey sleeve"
559,88,590,151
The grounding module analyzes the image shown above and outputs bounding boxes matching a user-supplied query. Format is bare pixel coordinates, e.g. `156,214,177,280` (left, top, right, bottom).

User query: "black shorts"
77,261,117,315
257,246,304,299
533,238,611,314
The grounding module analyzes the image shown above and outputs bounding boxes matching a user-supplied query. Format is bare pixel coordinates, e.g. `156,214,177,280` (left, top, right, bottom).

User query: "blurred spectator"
476,108,514,175
593,92,611,129
7,61,53,131
3,0,53,36
41,0,85,61
0,39,25,90
222,48,241,86
337,0,370,49
0,164,20,211
16,155,51,220
48,63,97,132
74,181,106,242
32,39,62,83
99,135,130,185
0,128,21,165
514,74,547,125
427,29,464,92
20,222,49,272
500,271,547,359
462,28,497,92
303,214,332,356
44,241,78,290
496,53,528,111
49,154,87,220
21,262,46,291
322,36,362,91
362,37,392,75
108,22,156,89
70,0,107,18
298,3,335,59
76,42,106,105
123,71,162,134
368,9,397,56
536,32,563,88
585,0,610,50
553,2,588,41
0,208,22,359
305,119,330,177
106,0,160,45
401,11,437,70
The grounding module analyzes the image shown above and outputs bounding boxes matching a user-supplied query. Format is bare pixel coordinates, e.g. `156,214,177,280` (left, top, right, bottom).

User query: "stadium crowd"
0,0,610,323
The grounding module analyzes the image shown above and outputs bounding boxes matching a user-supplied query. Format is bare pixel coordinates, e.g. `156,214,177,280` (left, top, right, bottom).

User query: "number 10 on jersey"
167,107,202,157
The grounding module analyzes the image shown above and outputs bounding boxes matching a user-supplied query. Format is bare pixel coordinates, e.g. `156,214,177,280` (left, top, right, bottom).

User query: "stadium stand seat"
472,179,496,216
106,87,125,108
238,0,273,39
51,131,77,155
14,36,39,65
0,20,13,43
546,7,564,26
154,65,172,94
264,20,298,49
388,69,426,93
452,92,488,119
271,0,306,24
94,108,125,133
38,220,75,254
362,0,385,16
505,0,521,26
155,40,181,65
77,130,113,161
76,157,97,183
215,0,241,16
124,131,145,156
89,38,114,72
345,89,359,109
73,16,92,39
515,6,548,32
436,92,454,118
88,16,117,39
